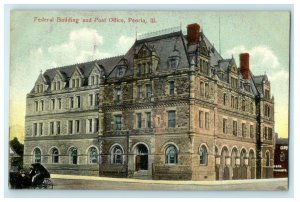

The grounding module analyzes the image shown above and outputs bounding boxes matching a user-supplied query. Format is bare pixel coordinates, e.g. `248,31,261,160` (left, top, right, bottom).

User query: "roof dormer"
69,66,84,88
51,70,67,91
34,72,49,93
88,64,104,86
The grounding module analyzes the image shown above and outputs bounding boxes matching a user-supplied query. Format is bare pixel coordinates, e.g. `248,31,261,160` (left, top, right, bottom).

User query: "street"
50,174,288,191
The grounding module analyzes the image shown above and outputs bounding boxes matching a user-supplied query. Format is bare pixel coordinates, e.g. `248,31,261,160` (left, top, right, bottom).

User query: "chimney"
187,23,200,45
239,53,250,80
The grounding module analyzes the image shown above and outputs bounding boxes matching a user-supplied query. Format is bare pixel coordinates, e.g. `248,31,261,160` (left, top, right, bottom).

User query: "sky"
9,11,290,142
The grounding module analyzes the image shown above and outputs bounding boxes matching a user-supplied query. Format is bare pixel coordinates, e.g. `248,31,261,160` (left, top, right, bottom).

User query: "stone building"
23,23,275,180
273,136,288,178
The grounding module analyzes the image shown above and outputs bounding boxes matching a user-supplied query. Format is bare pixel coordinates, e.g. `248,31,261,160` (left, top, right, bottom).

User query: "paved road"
50,175,288,191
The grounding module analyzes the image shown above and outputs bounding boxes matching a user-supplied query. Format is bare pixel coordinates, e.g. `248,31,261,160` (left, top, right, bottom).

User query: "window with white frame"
165,145,178,164
34,148,41,163
200,145,208,165
168,111,176,128
70,147,78,165
111,145,123,164
115,115,122,130
89,147,98,164
52,148,59,164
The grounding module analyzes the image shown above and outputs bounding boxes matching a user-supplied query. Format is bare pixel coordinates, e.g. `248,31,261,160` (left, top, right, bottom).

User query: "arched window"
89,147,98,164
52,148,59,164
111,145,123,164
266,151,270,167
70,147,78,165
165,145,178,164
200,145,208,165
34,148,41,163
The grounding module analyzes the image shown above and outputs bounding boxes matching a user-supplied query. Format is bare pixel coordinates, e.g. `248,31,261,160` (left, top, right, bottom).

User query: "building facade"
273,137,288,178
24,23,275,180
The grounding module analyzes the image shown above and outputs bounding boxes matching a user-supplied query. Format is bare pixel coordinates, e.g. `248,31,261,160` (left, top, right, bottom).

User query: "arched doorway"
249,150,255,179
240,149,247,179
135,144,148,171
221,146,230,180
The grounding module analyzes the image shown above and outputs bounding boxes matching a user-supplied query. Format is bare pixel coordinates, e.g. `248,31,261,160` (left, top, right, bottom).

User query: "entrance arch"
135,144,149,171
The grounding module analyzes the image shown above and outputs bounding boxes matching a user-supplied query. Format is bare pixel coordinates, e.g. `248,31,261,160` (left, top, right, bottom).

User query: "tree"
10,137,24,169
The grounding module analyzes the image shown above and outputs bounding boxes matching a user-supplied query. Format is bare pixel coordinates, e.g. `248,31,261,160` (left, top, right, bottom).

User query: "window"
34,148,41,163
70,148,78,165
265,89,270,99
111,146,123,164
88,119,93,133
57,121,61,135
264,105,271,118
280,152,285,162
35,101,38,112
33,123,37,136
138,64,142,76
76,96,81,108
242,123,246,137
169,81,175,95
75,78,79,88
39,123,43,135
200,82,204,96
40,100,44,111
58,98,62,109
168,111,176,128
233,121,237,136
68,120,73,134
146,84,152,98
138,85,143,98
146,112,151,128
70,97,74,108
91,76,94,85
89,94,93,106
205,83,209,98
89,147,98,164
146,63,152,74
268,128,273,140
266,151,270,167
72,79,75,88
51,99,55,110
199,111,204,128
95,118,99,132
242,100,246,111
264,127,268,139
250,125,254,138
231,96,234,108
52,148,59,164
95,93,100,106
205,112,209,129
50,122,54,135
165,145,177,164
200,146,208,165
137,113,142,128
75,120,80,133
223,93,227,105
223,119,227,134
57,81,60,90
235,97,238,109
115,115,122,130
116,88,121,102
250,102,254,114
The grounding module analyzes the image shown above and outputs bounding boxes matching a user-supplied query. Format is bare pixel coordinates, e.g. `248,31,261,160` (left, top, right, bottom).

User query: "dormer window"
116,65,127,78
168,48,180,69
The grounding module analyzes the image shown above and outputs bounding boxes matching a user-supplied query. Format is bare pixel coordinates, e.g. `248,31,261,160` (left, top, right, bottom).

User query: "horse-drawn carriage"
10,163,53,189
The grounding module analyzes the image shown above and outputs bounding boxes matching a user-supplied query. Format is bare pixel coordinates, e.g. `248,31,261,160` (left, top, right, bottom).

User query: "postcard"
9,10,290,191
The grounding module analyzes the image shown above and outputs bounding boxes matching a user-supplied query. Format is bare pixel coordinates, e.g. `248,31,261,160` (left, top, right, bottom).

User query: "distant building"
24,23,275,180
274,137,288,178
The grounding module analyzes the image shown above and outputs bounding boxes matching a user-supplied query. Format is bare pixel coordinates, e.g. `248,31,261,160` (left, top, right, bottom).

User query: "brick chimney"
239,53,250,80
187,23,200,45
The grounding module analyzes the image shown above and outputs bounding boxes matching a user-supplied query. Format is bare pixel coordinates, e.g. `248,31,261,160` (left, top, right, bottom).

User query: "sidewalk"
51,174,288,186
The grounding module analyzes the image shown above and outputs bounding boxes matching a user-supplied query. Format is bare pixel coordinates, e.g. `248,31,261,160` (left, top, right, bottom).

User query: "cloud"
29,28,112,71
225,45,287,81
116,35,135,55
